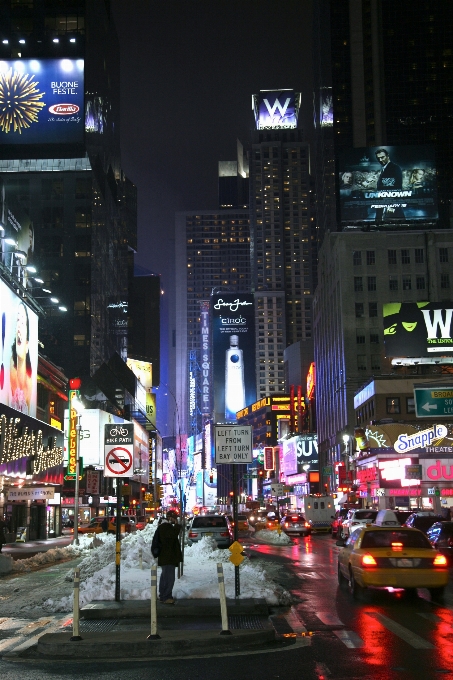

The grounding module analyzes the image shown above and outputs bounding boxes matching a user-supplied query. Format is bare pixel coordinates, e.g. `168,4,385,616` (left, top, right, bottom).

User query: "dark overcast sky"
111,0,313,290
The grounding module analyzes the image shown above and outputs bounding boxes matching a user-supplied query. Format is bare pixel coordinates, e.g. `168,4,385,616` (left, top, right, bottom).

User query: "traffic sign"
105,447,133,476
322,466,333,476
215,425,253,464
414,386,453,418
104,423,134,478
229,540,244,567
271,483,285,496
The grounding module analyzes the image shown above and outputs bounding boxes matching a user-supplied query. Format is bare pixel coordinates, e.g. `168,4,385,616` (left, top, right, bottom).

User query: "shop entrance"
29,505,47,540
11,504,27,535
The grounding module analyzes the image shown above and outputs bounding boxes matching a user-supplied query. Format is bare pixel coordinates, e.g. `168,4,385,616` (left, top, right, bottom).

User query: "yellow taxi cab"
237,514,249,532
337,525,449,599
78,516,135,535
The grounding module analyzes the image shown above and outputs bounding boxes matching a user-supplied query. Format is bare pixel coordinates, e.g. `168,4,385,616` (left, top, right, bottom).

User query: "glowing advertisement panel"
0,58,84,145
0,280,38,417
384,302,453,357
254,90,298,130
339,145,437,223
211,293,256,424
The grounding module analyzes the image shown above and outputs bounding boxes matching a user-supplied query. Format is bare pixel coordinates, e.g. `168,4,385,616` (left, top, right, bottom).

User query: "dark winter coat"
0,520,8,546
156,521,183,567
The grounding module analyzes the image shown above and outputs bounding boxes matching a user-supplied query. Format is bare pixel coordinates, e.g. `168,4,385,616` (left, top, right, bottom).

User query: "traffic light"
209,471,213,483
69,377,82,390
324,483,328,495
258,469,264,477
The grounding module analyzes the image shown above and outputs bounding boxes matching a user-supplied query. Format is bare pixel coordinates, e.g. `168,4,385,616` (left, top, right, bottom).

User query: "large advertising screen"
384,302,453,357
211,293,256,423
253,90,299,130
339,145,438,223
0,177,34,275
0,280,38,417
0,59,84,145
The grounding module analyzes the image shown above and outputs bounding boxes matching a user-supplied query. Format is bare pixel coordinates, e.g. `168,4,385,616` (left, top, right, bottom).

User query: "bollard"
139,548,143,570
217,563,232,635
147,564,161,640
69,567,83,641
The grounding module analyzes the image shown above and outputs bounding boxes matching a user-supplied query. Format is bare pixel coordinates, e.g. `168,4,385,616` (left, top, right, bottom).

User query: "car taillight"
305,522,310,528
291,516,298,520
220,531,229,537
433,554,448,566
188,531,197,538
391,542,403,552
362,554,377,567
285,522,289,528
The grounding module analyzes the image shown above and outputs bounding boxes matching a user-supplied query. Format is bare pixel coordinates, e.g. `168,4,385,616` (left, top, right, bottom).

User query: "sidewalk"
34,598,281,659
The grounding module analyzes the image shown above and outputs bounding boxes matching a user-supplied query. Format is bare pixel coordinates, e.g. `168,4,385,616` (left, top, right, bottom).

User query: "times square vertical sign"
200,300,212,416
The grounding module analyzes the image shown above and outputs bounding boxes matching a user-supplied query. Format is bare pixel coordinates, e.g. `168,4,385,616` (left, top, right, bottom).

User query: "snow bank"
41,521,290,611
11,533,105,573
252,529,292,545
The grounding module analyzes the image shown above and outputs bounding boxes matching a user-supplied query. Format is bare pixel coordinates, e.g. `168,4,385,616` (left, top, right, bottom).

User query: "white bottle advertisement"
224,334,245,421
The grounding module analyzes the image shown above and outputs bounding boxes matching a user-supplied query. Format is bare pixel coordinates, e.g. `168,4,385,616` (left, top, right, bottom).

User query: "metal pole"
217,563,232,635
73,415,82,546
69,567,83,641
232,464,240,597
115,479,122,602
147,564,160,639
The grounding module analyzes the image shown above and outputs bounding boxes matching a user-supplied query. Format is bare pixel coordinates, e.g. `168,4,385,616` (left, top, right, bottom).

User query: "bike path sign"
104,423,134,477
414,386,453,418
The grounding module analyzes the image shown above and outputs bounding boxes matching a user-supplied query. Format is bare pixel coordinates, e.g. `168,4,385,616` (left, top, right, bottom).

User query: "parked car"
337,525,449,600
247,510,268,527
403,512,446,534
331,508,349,538
426,521,453,564
78,516,136,535
280,513,311,537
340,509,378,538
134,516,147,530
187,514,233,548
62,518,74,528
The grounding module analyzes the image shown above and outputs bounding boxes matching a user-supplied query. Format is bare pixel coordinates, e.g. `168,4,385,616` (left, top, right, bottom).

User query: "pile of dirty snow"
252,529,292,545
41,521,290,611
11,534,104,573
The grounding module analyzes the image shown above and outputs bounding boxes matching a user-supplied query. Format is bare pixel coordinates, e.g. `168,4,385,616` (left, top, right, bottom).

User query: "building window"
386,397,400,414
356,334,366,344
367,276,376,292
406,397,415,414
439,248,449,263
370,333,379,344
357,355,367,370
366,250,375,265
354,277,363,292
389,276,398,291
353,251,362,266
415,248,424,264
441,274,450,289
355,303,364,318
402,276,412,290
369,302,378,317
388,249,397,265
371,355,381,370
401,249,410,264
416,276,426,290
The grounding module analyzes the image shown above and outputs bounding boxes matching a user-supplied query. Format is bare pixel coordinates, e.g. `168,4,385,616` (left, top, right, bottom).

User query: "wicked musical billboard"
339,145,437,223
211,293,256,423
384,302,453,357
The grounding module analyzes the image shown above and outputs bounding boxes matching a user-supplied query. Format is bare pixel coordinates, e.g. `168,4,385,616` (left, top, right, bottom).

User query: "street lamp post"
72,397,84,546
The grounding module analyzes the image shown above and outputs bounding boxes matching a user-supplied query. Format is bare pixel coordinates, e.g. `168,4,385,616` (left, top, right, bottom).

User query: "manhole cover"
228,615,264,630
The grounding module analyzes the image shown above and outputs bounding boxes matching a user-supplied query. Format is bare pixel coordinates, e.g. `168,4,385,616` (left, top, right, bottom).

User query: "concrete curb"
81,597,269,619
36,628,276,659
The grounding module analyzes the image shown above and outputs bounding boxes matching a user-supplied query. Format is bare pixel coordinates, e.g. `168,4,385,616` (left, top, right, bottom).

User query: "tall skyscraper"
0,0,137,380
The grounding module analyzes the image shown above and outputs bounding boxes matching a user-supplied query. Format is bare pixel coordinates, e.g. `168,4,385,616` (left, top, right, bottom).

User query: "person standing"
0,517,8,553
101,516,108,532
153,510,182,604
374,148,405,221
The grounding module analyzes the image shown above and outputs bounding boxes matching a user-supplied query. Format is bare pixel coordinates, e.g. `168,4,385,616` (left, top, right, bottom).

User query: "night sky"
111,0,313,292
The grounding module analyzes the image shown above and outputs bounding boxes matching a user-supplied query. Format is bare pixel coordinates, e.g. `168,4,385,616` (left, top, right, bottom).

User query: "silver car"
187,514,233,548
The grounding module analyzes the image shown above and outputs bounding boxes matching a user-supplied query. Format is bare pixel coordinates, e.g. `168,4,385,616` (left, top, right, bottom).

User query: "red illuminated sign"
306,362,316,400
264,447,274,470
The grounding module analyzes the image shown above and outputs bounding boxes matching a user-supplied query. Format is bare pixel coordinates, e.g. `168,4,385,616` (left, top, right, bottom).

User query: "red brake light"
305,522,310,528
285,522,289,528
362,553,377,567
391,542,403,552
291,516,298,520
220,531,229,537
433,554,448,567
188,531,197,538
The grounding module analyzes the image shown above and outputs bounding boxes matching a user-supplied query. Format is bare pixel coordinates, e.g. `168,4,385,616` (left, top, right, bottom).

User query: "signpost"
414,386,453,418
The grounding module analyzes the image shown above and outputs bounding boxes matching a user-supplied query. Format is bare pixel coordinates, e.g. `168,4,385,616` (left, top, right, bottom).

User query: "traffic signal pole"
115,478,122,602
232,464,240,597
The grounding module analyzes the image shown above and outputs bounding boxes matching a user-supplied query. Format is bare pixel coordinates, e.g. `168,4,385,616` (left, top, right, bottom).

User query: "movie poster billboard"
384,302,453,357
339,145,438,223
319,87,333,127
0,280,38,417
0,59,84,145
253,90,299,130
211,292,256,423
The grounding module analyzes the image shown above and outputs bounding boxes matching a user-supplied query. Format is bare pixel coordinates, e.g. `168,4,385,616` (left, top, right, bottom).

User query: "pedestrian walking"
151,510,182,604
0,517,8,553
101,516,108,532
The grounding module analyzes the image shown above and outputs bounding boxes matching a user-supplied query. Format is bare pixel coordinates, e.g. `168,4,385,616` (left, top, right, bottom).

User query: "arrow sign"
414,386,453,418
422,402,437,412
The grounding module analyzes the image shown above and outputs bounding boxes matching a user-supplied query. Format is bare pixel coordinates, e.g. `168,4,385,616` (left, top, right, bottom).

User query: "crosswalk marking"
0,615,67,655
365,612,435,649
333,629,364,648
283,607,307,634
316,612,344,626
0,636,23,652
417,612,442,623
296,571,329,580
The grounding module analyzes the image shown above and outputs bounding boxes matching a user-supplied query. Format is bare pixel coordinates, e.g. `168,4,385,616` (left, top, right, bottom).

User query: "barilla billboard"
253,90,299,130
338,145,437,223
0,59,84,144
211,293,256,423
384,302,453,357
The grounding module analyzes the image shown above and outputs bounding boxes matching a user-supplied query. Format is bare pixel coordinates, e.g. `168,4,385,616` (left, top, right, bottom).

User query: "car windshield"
238,515,248,521
354,511,377,520
361,530,431,549
192,516,227,528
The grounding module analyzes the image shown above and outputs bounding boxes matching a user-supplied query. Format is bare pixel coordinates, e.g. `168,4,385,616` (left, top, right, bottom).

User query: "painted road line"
316,612,345,626
417,613,442,623
0,636,23,653
0,618,22,631
296,571,328,580
6,618,66,654
16,617,55,635
333,629,364,648
283,607,307,634
366,612,434,649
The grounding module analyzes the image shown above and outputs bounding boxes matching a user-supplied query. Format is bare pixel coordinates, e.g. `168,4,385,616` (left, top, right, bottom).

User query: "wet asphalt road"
0,533,452,679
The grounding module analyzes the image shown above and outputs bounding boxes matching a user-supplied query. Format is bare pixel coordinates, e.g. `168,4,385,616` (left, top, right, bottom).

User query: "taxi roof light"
362,553,377,567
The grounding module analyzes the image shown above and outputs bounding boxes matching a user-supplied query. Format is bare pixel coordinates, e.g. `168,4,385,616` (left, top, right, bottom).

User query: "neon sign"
379,458,420,487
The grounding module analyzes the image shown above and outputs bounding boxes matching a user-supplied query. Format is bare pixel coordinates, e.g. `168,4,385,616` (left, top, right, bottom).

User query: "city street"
0,533,452,679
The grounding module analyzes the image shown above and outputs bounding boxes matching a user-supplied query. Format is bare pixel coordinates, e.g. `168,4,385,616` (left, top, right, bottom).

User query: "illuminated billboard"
211,293,256,423
0,280,38,417
0,59,84,145
319,87,333,127
253,90,299,130
384,302,453,357
339,145,438,223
